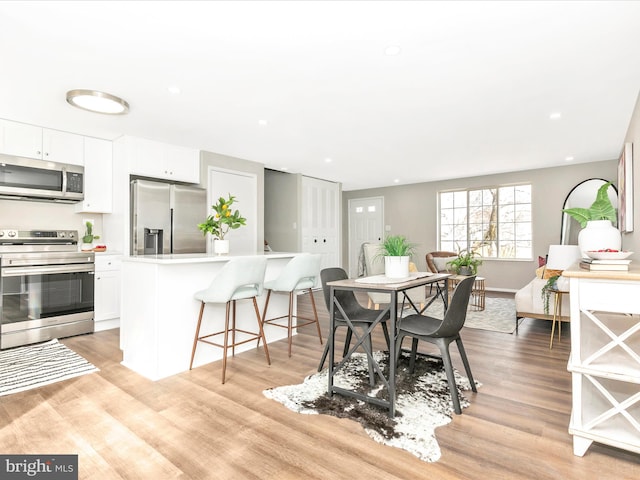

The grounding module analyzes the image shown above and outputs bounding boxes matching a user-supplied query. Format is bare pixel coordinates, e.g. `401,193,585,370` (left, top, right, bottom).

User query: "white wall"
342,159,617,291
0,200,103,243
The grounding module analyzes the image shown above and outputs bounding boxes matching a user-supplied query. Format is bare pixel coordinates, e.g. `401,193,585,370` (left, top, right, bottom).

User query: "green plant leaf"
561,207,592,228
562,181,617,228
379,235,416,257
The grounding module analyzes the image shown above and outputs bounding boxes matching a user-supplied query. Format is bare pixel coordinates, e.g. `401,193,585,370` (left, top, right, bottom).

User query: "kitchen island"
120,252,299,380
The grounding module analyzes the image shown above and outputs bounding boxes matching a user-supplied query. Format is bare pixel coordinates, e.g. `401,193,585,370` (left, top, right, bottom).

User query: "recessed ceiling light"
384,45,401,56
565,156,574,161
324,157,332,163
394,179,400,183
66,89,129,115
167,86,181,95
549,112,562,120
258,119,268,126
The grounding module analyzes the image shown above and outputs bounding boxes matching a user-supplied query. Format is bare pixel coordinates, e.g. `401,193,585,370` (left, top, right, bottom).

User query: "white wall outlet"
385,225,391,231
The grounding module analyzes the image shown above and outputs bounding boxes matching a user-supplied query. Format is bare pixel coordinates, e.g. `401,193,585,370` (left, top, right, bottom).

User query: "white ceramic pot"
81,242,94,252
384,256,410,279
214,239,230,255
577,220,621,257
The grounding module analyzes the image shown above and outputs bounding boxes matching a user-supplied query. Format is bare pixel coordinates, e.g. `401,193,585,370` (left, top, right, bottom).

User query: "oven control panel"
0,229,77,241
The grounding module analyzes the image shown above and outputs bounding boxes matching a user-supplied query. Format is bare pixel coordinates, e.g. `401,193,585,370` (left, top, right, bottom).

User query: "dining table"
326,271,451,417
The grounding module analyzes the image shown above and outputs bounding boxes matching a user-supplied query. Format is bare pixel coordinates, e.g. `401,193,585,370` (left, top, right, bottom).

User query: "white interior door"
208,167,257,255
348,196,384,277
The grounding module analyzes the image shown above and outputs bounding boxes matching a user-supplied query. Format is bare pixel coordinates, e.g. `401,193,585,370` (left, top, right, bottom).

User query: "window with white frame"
439,184,532,259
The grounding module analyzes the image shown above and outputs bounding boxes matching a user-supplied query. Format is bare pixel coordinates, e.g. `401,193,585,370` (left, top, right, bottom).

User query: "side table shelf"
564,267,640,458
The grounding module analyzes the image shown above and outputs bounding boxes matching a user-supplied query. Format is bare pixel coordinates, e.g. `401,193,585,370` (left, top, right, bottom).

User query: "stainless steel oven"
0,229,94,349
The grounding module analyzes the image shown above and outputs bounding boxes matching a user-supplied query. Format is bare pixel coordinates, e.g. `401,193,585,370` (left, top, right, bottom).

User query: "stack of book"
580,258,632,271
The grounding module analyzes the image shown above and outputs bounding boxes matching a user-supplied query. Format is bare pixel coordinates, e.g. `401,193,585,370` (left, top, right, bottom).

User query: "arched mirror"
560,178,618,245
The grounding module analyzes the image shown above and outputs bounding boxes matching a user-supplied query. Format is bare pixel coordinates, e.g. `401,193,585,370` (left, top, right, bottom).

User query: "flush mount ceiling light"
66,89,129,115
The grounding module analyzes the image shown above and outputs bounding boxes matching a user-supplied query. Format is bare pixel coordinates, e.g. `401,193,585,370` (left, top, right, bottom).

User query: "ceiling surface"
1,1,640,191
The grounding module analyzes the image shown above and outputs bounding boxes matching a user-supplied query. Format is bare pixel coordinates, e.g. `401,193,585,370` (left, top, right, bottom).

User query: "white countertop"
122,251,298,264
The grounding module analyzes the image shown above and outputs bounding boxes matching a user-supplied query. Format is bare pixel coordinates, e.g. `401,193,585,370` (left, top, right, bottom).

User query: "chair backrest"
362,243,384,276
201,257,268,303
426,251,458,273
320,267,367,318
270,253,322,291
433,276,475,337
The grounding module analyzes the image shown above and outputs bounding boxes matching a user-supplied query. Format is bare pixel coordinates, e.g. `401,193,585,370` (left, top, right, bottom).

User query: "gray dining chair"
395,275,477,414
317,267,390,385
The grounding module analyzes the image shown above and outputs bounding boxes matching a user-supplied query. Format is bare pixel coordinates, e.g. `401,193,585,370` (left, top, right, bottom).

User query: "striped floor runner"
0,339,99,396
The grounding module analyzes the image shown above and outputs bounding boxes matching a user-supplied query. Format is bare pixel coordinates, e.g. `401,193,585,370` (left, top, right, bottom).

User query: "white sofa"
515,277,571,326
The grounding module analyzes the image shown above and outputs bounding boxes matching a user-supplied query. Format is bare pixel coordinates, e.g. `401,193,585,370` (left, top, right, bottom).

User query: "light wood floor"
1,292,639,479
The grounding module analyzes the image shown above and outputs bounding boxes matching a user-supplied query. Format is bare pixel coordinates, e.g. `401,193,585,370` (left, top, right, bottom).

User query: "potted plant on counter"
378,234,417,279
447,249,482,276
562,181,620,256
81,220,100,251
198,194,247,255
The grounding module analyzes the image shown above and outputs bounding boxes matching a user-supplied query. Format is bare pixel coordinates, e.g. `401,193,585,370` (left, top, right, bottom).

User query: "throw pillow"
433,256,457,272
543,268,563,279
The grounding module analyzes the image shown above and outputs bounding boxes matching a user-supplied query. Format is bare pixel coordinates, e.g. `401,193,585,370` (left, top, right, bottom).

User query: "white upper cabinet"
42,128,84,165
128,137,200,183
76,137,113,213
0,119,42,158
0,119,84,165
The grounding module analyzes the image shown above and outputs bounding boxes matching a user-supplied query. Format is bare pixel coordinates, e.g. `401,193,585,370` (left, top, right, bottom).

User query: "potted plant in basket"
198,194,247,255
562,181,620,256
447,249,482,276
378,235,417,279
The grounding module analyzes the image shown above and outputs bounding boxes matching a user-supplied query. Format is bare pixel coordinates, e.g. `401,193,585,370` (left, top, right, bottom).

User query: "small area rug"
421,297,519,334
0,339,99,397
263,351,478,462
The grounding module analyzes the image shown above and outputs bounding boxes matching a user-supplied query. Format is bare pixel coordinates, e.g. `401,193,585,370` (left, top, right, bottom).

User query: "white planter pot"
214,239,230,255
577,220,621,257
384,256,410,279
81,242,94,252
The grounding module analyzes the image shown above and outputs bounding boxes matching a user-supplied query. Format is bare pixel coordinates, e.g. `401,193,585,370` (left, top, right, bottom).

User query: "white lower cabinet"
94,254,121,331
565,267,640,457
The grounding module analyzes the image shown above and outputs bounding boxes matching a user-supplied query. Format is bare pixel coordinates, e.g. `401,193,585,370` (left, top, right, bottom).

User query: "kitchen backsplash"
0,199,104,242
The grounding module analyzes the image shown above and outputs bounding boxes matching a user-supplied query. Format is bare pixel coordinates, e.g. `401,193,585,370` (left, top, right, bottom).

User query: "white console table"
563,265,640,457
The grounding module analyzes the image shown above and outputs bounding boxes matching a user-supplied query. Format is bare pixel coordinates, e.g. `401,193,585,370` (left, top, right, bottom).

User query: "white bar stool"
189,257,270,384
260,253,323,357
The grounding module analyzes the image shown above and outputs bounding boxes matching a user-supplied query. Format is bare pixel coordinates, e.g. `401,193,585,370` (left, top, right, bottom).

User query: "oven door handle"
1,264,95,277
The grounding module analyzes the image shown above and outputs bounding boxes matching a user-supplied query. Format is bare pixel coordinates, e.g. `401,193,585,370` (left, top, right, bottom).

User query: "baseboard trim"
486,287,517,293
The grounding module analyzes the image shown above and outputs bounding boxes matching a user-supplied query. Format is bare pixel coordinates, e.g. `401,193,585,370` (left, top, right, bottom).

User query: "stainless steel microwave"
0,154,84,203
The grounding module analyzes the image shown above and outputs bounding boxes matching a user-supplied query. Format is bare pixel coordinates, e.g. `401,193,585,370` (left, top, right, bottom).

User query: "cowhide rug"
263,351,479,462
